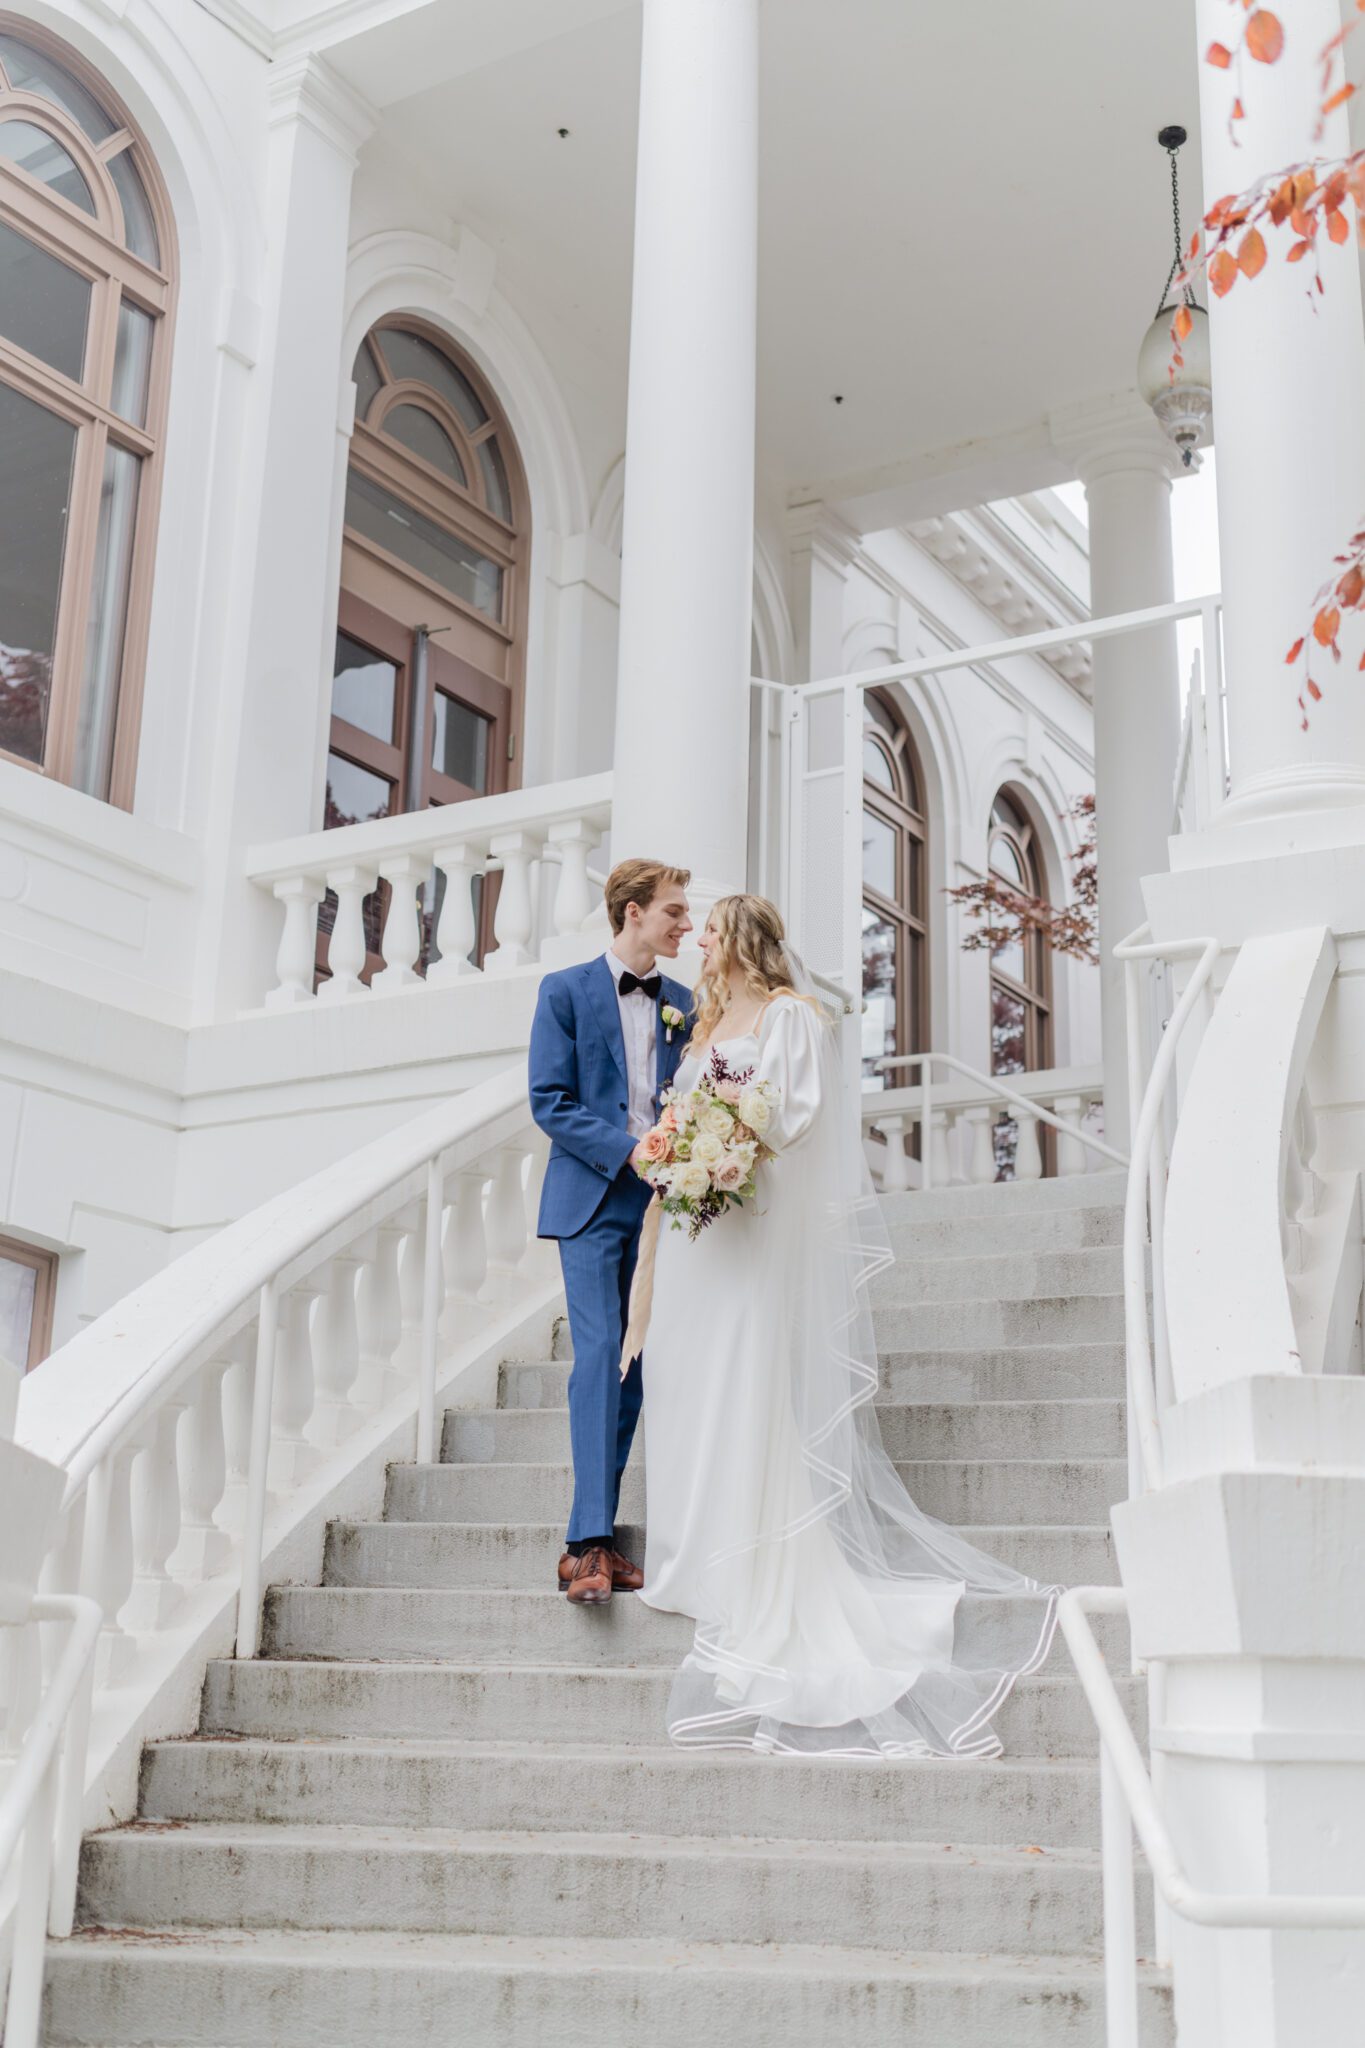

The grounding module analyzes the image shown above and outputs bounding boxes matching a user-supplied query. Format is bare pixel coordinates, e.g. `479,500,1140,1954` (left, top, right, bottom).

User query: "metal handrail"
0,1593,102,2048
1113,924,1222,1494
875,1051,1127,1188
1059,1587,1365,2048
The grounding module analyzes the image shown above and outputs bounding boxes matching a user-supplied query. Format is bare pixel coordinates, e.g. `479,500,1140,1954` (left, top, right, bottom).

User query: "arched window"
0,22,173,806
861,689,928,1085
322,322,528,975
987,788,1053,1175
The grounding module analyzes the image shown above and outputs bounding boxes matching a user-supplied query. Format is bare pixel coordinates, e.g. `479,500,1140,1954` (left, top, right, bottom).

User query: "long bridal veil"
665,947,1060,1759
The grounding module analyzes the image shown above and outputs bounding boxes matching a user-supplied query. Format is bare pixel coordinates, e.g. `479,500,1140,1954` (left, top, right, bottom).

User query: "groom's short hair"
604,858,691,934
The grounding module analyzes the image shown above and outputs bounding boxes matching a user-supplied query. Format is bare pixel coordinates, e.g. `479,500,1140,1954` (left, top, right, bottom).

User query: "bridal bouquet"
633,1056,779,1239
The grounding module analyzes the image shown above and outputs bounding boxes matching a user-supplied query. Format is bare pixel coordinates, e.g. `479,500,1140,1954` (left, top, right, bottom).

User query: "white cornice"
785,499,862,576
266,52,378,159
904,508,1093,696
190,0,276,59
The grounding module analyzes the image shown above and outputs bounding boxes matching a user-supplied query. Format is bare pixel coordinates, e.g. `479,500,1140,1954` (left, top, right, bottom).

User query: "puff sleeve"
753,996,826,1153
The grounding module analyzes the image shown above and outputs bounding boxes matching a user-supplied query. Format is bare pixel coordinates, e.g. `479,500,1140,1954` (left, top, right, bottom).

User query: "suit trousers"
556,1171,650,1544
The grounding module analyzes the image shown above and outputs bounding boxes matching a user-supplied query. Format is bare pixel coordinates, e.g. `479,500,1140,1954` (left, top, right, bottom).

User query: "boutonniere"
661,1002,685,1043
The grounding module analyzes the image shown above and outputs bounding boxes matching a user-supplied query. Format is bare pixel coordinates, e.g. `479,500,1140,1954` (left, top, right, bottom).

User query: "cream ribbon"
619,1192,663,1378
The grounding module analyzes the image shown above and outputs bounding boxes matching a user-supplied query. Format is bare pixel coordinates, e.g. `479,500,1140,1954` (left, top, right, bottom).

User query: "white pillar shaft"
1084,454,1181,1137
1195,0,1365,816
612,0,759,888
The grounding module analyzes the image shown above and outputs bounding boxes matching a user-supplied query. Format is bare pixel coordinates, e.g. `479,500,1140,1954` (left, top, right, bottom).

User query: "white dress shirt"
606,947,660,1138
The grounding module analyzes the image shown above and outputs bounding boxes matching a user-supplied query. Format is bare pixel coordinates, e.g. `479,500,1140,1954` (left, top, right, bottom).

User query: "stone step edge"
209,1657,1125,1686
454,1396,1126,1418
47,1925,1170,1985
88,1819,1130,1873
329,1519,1116,1540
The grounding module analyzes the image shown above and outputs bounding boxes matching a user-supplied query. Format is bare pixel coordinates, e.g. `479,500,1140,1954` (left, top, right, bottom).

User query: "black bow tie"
618,970,661,999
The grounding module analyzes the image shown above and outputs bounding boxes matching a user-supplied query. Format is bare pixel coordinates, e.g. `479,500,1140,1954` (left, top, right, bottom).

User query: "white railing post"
373,852,428,991
920,1059,934,1191
427,843,482,983
236,1283,279,1661
484,830,537,972
266,875,323,1010
317,863,376,1002
1100,1713,1142,2048
416,1158,445,1465
546,816,598,946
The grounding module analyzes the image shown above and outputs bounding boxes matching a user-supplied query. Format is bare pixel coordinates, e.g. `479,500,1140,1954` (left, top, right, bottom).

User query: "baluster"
266,876,324,1010
125,1397,189,1630
483,830,537,973
928,1111,951,1189
356,1222,405,1406
394,1204,427,1376
427,844,482,984
524,1133,550,1232
1053,1093,1086,1178
540,817,600,962
174,1354,234,1579
949,1110,976,1186
442,1169,490,1333
219,1325,259,1535
90,1441,143,1685
269,1277,324,1488
876,1116,910,1193
962,1106,996,1186
311,1249,366,1445
317,862,377,1002
1013,1106,1043,1181
373,854,428,992
486,1147,529,1272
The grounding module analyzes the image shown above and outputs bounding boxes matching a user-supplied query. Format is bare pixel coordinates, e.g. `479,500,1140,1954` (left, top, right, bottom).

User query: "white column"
611,0,759,893
1053,401,1183,1138
1195,0,1365,819
786,502,860,684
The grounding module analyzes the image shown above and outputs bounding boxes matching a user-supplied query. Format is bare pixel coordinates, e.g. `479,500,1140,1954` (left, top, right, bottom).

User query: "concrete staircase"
42,1168,1172,2045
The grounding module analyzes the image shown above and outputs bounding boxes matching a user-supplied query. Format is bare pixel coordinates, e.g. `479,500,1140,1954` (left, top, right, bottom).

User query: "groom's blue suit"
529,952,692,1544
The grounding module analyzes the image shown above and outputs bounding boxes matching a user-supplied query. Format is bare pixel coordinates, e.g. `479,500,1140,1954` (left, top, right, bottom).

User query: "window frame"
986,791,1053,1076
0,16,176,809
0,1232,56,1370
861,689,929,1083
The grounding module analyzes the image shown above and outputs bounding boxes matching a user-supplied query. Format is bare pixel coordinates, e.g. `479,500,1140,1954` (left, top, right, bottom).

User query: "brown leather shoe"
558,1545,614,1603
557,1547,644,1595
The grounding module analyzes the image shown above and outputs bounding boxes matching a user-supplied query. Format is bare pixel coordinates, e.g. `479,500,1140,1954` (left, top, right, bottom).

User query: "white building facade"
4,3,1365,2045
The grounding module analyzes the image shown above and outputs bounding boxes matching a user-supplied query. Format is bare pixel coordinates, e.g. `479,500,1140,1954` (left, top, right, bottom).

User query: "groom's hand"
629,1139,649,1170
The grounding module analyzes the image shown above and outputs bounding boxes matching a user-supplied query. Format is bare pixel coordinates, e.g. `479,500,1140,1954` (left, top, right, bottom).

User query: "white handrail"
1113,925,1222,1495
0,1593,102,2048
875,1051,1127,1188
1059,1587,1365,2048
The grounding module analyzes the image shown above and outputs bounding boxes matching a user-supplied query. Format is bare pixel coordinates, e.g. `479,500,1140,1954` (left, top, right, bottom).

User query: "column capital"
266,54,377,162
1048,391,1188,488
785,499,863,576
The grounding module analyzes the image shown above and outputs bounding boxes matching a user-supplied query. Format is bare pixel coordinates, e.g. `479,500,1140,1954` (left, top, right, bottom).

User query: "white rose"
738,1088,773,1134
672,1160,711,1201
730,1141,756,1176
699,1104,733,1138
691,1130,725,1168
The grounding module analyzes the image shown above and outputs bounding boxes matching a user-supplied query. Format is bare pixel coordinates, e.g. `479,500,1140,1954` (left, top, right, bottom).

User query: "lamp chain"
1155,141,1196,319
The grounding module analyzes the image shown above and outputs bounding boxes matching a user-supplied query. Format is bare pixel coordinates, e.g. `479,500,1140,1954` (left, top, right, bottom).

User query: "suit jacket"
529,953,693,1240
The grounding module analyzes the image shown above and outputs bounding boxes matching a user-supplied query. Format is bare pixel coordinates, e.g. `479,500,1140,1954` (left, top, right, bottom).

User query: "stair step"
41,1928,1174,2047
870,1245,1126,1304
501,1343,1129,1409
323,1519,1116,1593
261,1584,1127,1671
138,1738,1104,1847
879,1170,1128,1220
872,1293,1124,1350
202,1660,1144,1755
885,1206,1124,1255
385,1456,1125,1527
77,1822,1153,1955
446,1398,1124,1465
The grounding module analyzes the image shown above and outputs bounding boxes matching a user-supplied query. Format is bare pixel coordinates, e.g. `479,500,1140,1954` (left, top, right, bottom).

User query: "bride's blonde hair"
690,893,816,1048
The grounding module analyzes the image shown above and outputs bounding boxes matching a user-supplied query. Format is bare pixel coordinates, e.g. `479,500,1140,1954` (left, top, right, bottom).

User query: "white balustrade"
865,1056,1121,1191
247,773,611,1009
89,1443,141,1687
960,1105,997,1186
125,1398,188,1631
173,1355,234,1579
355,1222,404,1406
311,1251,366,1446
1012,1107,1043,1182
269,1278,324,1489
394,1203,427,1377
443,1169,490,1319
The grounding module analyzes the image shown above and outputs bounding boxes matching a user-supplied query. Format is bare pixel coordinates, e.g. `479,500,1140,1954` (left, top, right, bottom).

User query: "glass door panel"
0,379,77,767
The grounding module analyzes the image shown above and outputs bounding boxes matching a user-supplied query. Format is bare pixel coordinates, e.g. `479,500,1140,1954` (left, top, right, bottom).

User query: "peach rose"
659,1106,679,1133
638,1128,673,1165
713,1156,746,1193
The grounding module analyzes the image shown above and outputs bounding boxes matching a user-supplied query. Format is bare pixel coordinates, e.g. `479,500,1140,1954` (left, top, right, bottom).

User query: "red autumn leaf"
1187,231,1201,261
1294,168,1317,204
1173,304,1194,341
1359,649,1365,669
1286,637,1305,663
1232,96,1247,120
1209,249,1239,296
1288,238,1313,261
1329,206,1350,243
1308,679,1323,700
1340,564,1365,606
1314,605,1341,646
1206,40,1233,66
1238,226,1268,276
1291,205,1314,238
1246,10,1284,63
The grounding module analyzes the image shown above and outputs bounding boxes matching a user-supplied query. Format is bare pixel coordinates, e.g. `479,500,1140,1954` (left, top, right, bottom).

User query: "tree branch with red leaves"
947,797,1098,967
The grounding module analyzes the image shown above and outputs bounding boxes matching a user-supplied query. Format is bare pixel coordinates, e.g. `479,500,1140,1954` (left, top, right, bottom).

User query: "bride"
636,892,1059,1759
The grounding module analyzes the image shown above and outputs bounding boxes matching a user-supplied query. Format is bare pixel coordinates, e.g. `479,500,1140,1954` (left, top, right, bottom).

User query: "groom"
529,859,694,1603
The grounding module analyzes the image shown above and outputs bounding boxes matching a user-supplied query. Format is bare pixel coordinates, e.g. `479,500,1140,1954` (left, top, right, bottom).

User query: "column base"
1220,760,1365,826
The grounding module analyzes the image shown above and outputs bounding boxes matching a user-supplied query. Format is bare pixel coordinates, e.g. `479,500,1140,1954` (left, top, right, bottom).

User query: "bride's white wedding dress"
639,993,1059,1759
